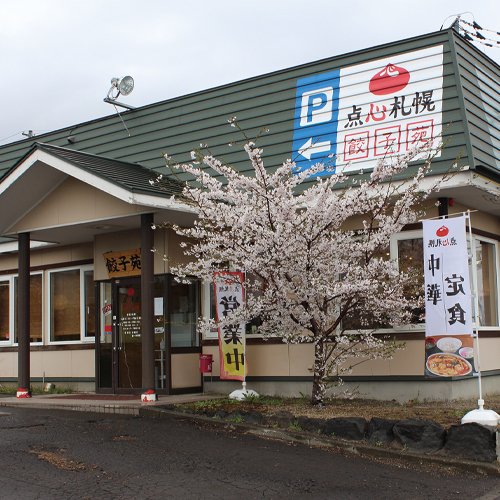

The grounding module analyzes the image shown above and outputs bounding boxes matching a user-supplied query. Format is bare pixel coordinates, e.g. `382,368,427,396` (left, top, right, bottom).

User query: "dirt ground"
185,394,500,428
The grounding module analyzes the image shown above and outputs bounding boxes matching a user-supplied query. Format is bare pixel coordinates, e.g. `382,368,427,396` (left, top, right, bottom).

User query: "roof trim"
0,145,194,213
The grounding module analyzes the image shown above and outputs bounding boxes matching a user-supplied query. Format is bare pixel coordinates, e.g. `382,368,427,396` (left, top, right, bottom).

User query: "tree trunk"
311,339,327,406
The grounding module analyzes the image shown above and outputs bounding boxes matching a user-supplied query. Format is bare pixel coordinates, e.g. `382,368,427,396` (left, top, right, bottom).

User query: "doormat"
48,394,141,401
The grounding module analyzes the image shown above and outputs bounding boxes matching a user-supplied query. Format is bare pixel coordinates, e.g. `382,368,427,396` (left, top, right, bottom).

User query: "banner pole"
242,269,247,394
466,211,483,407
461,212,498,427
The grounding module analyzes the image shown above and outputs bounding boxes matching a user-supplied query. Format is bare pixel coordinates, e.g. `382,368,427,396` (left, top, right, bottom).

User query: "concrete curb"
139,406,500,477
0,400,140,415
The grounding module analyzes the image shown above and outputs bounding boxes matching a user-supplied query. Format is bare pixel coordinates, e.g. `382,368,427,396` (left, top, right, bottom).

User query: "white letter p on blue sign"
300,87,334,126
292,69,340,176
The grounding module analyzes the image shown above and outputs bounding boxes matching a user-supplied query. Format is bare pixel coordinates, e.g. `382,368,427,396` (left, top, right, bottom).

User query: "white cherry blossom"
158,139,442,405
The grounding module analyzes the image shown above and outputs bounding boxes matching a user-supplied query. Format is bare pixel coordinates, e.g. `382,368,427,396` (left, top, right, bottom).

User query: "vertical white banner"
423,216,472,336
423,216,476,378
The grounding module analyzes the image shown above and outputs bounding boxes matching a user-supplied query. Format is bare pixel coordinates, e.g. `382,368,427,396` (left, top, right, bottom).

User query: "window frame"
198,231,500,337
0,276,14,345
13,271,44,346
471,234,499,329
389,229,500,331
47,264,95,345
0,272,45,346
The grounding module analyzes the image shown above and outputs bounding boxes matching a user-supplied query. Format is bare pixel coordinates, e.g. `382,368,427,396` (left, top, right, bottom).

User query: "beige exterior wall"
345,204,499,239
0,349,94,378
203,337,500,377
478,338,500,371
0,243,93,272
9,177,145,234
451,202,500,236
94,228,192,281
171,353,201,388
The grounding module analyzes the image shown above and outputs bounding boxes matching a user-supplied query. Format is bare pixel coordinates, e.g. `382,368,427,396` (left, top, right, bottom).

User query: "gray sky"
1,0,499,146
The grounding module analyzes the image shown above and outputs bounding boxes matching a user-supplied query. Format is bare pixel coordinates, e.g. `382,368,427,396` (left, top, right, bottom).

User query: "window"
392,230,499,329
396,235,424,324
49,266,95,343
14,274,43,343
169,278,199,348
84,270,96,338
474,238,499,327
0,280,10,342
50,269,80,341
342,243,392,330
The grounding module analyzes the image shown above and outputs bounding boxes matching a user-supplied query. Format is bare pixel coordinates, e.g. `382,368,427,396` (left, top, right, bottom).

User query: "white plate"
436,337,462,353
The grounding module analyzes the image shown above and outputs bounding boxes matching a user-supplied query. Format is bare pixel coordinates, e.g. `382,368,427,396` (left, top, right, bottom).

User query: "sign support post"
461,211,499,427
229,270,259,401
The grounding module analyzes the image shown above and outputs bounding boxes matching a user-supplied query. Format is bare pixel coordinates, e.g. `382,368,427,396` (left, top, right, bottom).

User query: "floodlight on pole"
104,76,136,110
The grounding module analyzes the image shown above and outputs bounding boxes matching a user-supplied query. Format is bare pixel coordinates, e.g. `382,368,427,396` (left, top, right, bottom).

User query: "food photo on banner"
422,215,477,378
213,271,246,381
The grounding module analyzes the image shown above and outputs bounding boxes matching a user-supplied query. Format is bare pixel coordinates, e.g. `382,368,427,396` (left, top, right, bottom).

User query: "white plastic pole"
242,270,247,393
466,210,483,406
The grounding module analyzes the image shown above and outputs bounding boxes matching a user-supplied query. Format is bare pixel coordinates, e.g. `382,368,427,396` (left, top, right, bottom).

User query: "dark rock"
214,409,228,419
367,418,397,444
199,408,216,417
322,417,367,440
296,416,325,433
393,419,445,452
442,423,497,463
240,411,264,425
267,411,294,428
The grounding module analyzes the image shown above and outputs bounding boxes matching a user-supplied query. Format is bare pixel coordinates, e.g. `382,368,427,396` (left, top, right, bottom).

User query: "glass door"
115,280,142,389
96,275,200,394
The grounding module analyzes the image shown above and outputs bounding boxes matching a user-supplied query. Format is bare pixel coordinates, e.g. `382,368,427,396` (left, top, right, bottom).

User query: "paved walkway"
0,392,220,415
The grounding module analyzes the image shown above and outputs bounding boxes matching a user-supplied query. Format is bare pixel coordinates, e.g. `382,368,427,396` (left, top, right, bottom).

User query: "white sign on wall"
292,45,444,175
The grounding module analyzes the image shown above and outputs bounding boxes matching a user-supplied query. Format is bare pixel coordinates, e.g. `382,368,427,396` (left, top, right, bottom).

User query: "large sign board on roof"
292,45,444,175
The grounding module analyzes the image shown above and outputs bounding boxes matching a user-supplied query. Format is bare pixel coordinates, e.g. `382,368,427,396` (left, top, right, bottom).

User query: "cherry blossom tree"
156,135,443,405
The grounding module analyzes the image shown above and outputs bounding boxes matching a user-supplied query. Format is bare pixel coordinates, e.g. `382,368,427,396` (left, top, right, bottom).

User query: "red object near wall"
199,354,213,373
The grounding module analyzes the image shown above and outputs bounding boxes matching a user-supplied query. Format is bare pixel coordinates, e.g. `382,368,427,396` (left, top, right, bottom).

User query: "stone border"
140,405,500,473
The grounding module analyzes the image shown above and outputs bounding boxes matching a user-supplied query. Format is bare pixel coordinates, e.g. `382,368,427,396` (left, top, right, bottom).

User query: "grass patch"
288,420,302,431
0,385,73,395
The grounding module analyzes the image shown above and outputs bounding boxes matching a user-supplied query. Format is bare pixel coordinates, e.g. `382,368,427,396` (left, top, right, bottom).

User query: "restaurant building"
0,28,498,400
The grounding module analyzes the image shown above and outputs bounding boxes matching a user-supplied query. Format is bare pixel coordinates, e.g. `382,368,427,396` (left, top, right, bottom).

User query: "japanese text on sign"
292,45,443,176
213,271,246,381
103,248,142,278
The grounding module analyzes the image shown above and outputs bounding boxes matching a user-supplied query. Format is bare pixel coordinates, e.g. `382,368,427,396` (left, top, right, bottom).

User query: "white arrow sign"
298,138,331,160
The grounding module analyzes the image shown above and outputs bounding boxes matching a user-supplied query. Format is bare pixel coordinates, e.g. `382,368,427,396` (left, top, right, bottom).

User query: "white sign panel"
292,45,444,175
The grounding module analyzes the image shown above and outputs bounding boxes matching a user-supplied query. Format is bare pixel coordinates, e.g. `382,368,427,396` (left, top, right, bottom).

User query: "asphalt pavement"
0,404,499,499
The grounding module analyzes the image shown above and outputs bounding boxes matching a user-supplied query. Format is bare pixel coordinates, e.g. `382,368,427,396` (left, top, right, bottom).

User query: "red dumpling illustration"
436,225,449,237
369,64,410,95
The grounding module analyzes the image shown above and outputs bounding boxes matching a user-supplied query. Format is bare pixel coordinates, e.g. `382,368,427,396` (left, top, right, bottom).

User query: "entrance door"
96,275,201,394
115,280,142,389
96,279,142,392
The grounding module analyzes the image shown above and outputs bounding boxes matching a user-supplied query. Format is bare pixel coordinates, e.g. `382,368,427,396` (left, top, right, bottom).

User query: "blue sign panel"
292,70,340,175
